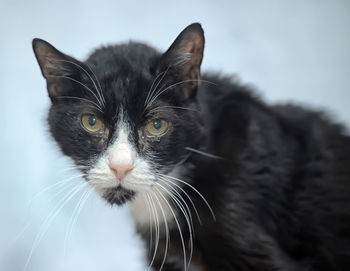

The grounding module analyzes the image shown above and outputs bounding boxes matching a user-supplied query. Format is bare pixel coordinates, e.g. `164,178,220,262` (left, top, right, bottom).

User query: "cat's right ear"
156,23,205,99
32,38,81,98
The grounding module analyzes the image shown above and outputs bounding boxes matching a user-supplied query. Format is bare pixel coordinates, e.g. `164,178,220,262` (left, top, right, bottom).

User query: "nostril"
110,163,134,182
109,143,135,182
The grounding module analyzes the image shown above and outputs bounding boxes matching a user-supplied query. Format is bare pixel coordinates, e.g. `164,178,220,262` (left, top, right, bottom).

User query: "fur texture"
33,23,350,271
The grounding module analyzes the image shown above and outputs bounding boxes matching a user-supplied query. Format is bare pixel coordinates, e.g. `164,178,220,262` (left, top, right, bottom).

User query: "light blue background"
1,1,349,270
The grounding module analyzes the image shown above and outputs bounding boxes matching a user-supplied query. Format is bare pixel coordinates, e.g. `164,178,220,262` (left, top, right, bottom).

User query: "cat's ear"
32,38,82,98
157,23,204,99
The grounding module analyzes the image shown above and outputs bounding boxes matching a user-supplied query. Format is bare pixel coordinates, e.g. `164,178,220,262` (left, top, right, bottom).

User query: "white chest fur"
129,190,175,230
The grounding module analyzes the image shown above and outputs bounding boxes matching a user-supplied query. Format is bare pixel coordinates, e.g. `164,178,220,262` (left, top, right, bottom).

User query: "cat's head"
33,23,205,205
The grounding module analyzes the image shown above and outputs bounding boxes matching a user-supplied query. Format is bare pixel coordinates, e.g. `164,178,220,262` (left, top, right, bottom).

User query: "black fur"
33,23,350,270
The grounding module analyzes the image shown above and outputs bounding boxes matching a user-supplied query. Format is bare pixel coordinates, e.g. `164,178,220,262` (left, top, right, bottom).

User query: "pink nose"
110,163,134,181
109,144,135,182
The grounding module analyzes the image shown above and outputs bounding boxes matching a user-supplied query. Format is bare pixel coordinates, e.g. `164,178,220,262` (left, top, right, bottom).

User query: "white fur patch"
87,112,155,194
86,109,175,229
129,189,175,229
130,168,187,230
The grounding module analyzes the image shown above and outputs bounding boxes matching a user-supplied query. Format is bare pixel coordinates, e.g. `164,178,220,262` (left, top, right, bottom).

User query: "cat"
32,23,350,271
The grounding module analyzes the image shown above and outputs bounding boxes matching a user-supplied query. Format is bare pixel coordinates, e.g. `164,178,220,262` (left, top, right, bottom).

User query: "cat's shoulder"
200,73,347,136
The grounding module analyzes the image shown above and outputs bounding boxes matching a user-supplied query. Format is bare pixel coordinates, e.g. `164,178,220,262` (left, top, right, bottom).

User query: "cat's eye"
146,119,169,136
81,114,104,133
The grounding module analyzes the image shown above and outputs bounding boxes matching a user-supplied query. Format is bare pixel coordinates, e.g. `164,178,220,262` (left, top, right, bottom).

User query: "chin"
102,186,136,206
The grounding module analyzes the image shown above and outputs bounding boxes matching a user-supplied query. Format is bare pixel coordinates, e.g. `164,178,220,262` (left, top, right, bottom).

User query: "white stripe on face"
86,109,176,229
108,124,135,182
83,110,177,232
86,111,155,192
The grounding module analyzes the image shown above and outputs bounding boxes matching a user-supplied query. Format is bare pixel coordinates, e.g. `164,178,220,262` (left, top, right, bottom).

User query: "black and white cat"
33,23,350,271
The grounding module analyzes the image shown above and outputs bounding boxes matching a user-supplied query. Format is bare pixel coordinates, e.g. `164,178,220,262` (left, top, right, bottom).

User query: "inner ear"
157,23,205,99
33,38,83,98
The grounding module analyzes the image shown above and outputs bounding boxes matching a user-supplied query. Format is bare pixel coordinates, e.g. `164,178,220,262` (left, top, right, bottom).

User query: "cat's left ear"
32,38,83,99
157,23,204,99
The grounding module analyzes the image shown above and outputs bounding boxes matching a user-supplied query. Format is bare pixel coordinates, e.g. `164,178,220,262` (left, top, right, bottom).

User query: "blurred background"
1,0,350,270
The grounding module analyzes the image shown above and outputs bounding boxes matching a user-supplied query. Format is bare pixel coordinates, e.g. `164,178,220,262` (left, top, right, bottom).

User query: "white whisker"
146,193,160,270
172,152,192,167
145,69,167,107
85,63,106,105
148,105,200,115
158,173,216,221
58,165,89,173
52,59,105,107
144,194,153,258
56,96,103,113
156,182,194,270
144,67,170,108
147,79,193,108
154,187,187,271
147,79,217,108
64,186,94,255
12,220,32,246
157,178,195,230
24,181,88,270
28,174,85,205
157,176,201,225
151,190,170,271
186,147,222,160
47,75,103,108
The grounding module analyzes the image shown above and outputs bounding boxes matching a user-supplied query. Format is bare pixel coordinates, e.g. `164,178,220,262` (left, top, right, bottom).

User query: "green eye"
146,119,169,136
81,114,104,133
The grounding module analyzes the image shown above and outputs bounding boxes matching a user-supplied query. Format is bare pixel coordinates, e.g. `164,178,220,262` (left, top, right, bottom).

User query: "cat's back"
199,73,350,167
273,105,350,270
197,73,350,270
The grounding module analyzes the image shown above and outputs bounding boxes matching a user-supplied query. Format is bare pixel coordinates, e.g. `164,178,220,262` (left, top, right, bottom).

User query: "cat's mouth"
102,185,135,206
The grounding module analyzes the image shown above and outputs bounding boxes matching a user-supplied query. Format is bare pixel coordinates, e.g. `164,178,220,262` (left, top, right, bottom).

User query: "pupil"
153,119,162,130
88,116,96,126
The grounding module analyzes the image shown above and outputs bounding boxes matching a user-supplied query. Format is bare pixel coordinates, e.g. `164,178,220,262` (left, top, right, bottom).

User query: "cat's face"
33,23,204,205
